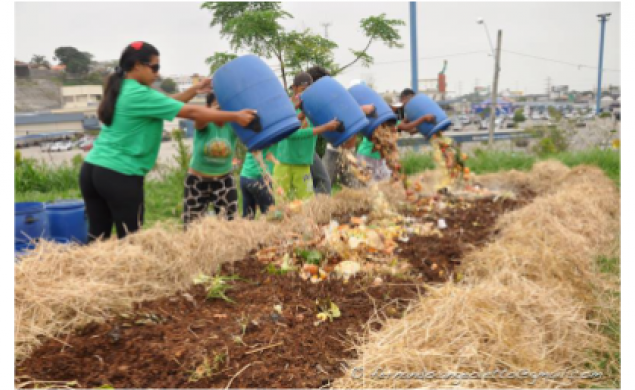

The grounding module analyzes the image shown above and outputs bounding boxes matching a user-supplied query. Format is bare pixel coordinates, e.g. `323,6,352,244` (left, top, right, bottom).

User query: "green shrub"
513,109,526,123
600,112,612,118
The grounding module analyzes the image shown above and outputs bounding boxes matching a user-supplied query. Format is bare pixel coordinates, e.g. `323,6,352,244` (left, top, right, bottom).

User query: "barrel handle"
335,120,345,133
24,215,39,225
245,114,262,133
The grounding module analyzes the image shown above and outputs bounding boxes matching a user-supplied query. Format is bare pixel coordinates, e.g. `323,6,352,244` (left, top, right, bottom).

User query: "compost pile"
370,124,403,182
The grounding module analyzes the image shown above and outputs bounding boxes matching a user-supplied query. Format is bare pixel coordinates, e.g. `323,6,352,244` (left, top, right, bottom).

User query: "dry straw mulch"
15,187,379,362
15,161,620,389
333,161,620,389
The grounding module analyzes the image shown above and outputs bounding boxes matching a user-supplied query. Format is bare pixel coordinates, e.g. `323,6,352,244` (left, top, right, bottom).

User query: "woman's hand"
195,78,212,94
235,109,258,127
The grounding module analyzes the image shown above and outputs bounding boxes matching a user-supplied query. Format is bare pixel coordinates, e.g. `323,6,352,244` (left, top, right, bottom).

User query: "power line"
502,49,620,72
343,50,488,70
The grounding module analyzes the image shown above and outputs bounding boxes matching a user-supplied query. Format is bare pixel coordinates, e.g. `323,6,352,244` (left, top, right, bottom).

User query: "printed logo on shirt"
204,139,231,159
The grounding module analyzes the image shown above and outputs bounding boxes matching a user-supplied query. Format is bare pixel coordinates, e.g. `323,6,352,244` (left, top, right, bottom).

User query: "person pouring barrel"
80,41,256,242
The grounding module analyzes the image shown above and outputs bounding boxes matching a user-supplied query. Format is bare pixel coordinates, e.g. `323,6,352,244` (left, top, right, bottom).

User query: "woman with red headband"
80,41,256,242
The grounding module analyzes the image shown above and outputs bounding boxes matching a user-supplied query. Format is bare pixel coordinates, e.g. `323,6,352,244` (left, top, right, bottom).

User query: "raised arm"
178,105,256,128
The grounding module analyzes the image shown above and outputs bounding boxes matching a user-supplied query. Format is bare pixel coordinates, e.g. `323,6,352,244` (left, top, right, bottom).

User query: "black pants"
240,176,275,219
79,162,144,242
183,173,238,226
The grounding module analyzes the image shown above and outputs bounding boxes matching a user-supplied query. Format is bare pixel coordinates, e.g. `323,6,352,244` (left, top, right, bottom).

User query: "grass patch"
397,148,620,187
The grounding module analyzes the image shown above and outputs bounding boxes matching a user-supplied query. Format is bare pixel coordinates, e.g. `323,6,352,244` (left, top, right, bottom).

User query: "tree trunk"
278,55,288,90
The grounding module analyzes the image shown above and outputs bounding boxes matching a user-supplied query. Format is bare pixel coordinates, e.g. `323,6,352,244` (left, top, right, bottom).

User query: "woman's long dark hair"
98,41,160,126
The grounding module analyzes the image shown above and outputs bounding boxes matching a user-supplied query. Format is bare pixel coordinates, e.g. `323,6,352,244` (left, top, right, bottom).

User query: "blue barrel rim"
348,84,398,138
45,199,85,210
362,111,398,138
15,202,45,215
427,118,453,138
322,115,370,147
247,120,301,151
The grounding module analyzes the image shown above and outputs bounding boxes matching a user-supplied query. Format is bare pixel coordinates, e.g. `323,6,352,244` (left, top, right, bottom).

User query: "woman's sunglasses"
143,63,160,73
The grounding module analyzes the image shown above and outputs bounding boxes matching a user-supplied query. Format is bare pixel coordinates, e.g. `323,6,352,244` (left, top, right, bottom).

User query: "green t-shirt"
86,79,184,176
357,120,401,160
357,136,381,159
275,111,316,165
240,144,277,179
190,122,238,176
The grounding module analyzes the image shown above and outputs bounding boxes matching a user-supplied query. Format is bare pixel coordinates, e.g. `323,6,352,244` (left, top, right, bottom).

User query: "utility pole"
320,22,332,39
546,77,552,96
488,30,502,147
409,2,419,93
596,13,611,114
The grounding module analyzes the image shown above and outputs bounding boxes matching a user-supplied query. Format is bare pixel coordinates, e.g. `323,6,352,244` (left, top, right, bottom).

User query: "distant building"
168,74,206,93
15,112,88,137
51,64,66,73
61,85,103,109
15,60,30,78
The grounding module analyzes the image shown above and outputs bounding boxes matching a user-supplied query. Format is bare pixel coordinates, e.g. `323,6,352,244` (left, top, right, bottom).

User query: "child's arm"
312,119,340,135
265,151,280,165
397,114,436,134
361,104,376,116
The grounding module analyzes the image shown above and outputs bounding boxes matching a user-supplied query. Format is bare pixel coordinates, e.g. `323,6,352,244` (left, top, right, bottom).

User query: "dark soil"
15,194,532,389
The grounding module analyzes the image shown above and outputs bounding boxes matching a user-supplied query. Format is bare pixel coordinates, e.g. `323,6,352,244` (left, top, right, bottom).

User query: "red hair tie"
130,41,144,50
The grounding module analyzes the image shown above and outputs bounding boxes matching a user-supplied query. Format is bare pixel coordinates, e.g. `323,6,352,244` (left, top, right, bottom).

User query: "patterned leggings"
183,173,238,226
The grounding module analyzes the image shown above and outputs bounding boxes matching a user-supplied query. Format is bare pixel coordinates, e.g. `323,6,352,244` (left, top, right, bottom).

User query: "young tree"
201,2,405,87
333,13,405,75
201,2,293,88
30,54,50,69
285,30,338,75
205,52,238,75
53,47,93,75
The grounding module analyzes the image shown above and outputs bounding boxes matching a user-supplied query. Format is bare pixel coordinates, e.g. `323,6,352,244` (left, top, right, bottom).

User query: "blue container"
45,200,88,244
14,241,36,262
404,94,452,138
213,55,301,151
15,202,48,242
300,77,370,147
348,84,397,139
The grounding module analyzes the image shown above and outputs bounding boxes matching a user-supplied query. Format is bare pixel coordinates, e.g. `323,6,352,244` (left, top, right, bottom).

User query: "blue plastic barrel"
300,77,369,147
348,84,397,139
213,55,301,151
404,94,452,138
15,202,48,242
45,200,88,244
14,241,36,263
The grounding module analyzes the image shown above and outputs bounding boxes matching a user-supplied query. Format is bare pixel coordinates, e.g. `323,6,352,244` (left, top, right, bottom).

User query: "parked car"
531,111,541,120
458,115,471,125
583,112,596,121
81,141,94,152
50,141,73,152
451,120,463,132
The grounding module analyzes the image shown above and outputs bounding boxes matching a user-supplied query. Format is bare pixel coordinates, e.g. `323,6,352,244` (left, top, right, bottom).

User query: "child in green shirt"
356,136,392,182
183,92,239,225
240,144,278,219
273,72,340,202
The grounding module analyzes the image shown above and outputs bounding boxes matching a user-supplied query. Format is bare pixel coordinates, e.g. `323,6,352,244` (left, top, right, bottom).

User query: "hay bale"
333,163,620,389
14,187,378,362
